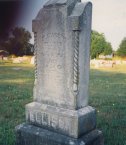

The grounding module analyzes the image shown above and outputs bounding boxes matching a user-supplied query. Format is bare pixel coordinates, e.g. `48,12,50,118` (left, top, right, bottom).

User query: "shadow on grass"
0,63,34,145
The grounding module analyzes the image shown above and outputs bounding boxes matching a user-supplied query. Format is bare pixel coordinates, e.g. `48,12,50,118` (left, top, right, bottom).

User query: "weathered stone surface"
32,0,92,110
16,123,104,145
15,0,104,145
26,102,96,138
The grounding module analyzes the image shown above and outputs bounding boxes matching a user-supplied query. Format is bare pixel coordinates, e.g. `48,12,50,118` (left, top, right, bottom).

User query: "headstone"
3,57,8,60
15,0,104,145
30,56,35,64
122,60,126,64
12,57,23,64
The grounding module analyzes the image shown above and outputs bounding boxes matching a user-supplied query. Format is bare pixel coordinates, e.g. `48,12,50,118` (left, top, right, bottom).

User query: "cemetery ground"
0,61,126,145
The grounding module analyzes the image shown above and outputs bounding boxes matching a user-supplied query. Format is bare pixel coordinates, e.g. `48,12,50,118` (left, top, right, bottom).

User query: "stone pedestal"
16,123,104,145
16,0,104,144
25,102,96,138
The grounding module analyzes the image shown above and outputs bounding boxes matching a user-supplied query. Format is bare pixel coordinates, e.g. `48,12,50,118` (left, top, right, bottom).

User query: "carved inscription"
50,115,58,128
39,32,67,104
30,112,35,122
42,113,48,125
41,33,65,70
36,112,42,124
28,110,73,134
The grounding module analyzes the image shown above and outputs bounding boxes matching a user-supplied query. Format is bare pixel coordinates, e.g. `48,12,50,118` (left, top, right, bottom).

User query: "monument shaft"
33,0,92,110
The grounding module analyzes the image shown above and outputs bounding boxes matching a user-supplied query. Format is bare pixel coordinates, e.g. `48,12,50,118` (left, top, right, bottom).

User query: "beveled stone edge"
26,102,95,117
44,0,81,8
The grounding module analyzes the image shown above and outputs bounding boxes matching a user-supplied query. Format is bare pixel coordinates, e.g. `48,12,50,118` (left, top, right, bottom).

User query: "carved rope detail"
34,32,37,81
73,30,79,94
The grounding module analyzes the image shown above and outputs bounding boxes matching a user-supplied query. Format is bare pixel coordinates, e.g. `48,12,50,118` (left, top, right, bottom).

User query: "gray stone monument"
16,0,104,145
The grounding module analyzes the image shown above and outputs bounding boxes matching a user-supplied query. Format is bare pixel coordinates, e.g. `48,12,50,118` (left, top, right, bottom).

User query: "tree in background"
91,30,113,59
117,37,126,57
0,27,33,56
103,42,113,55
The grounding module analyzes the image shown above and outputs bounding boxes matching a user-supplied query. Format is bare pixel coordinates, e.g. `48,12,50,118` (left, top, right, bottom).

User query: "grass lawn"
0,61,126,145
0,61,34,145
89,65,126,145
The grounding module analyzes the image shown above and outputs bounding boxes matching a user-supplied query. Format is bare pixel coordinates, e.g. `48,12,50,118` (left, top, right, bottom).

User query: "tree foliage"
117,37,126,57
0,27,33,56
91,30,113,59
103,42,113,55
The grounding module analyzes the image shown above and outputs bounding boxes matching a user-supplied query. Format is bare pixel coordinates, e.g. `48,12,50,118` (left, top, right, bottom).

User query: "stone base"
15,123,104,145
26,102,96,138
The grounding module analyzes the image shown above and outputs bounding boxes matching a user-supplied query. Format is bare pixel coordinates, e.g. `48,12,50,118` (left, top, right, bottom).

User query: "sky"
1,0,126,50
89,0,126,50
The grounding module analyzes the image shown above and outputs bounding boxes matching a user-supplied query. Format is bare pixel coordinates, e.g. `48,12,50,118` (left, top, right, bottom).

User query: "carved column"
34,32,37,83
73,31,79,93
